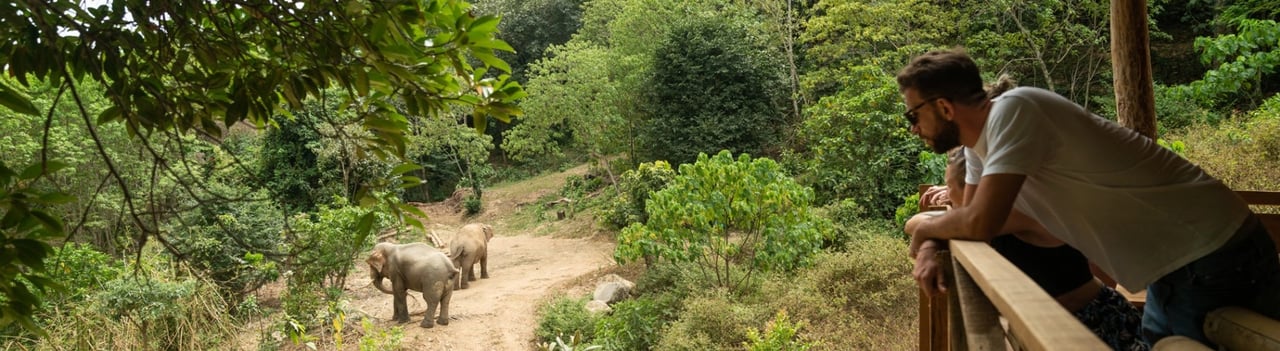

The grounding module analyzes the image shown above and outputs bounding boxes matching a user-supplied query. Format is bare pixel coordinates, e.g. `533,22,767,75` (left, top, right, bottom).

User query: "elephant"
448,223,494,289
366,242,459,328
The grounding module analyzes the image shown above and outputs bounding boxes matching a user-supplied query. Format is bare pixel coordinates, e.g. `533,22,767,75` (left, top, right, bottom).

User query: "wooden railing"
917,189,1280,351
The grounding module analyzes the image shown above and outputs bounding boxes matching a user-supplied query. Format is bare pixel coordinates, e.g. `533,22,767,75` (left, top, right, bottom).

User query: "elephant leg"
468,262,477,282
437,282,451,326
460,257,475,289
393,292,410,323
480,252,489,279
421,292,437,328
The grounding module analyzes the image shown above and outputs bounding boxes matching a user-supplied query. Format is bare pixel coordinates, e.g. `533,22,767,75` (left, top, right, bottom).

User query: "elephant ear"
483,224,494,241
367,250,387,275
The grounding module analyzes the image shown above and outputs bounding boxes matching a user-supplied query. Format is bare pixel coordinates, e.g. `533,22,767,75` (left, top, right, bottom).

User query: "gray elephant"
448,223,494,289
366,242,458,328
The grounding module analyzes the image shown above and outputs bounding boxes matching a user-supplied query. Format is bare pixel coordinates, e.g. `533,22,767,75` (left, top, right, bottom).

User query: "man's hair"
896,49,986,105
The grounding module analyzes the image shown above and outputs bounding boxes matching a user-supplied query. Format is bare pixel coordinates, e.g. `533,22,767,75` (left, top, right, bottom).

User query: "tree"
615,151,831,293
502,41,625,181
639,15,789,165
0,0,523,332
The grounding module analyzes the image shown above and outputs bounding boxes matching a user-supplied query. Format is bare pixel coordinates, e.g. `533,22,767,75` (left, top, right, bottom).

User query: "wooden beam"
1111,0,1157,139
1205,307,1280,351
950,240,1109,351
951,257,1006,350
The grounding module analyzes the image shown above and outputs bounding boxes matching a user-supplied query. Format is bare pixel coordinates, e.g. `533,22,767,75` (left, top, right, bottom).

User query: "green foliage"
893,193,922,230
0,160,69,332
1171,96,1280,191
800,0,962,97
655,292,758,351
787,65,929,218
0,0,525,330
464,195,484,215
743,310,813,351
1179,19,1280,109
406,115,495,203
94,277,235,350
474,0,586,84
289,197,390,289
358,318,404,351
536,295,600,345
615,151,831,292
44,242,122,304
961,0,1113,105
172,187,283,302
761,233,916,349
502,41,627,168
638,14,789,165
599,161,676,230
594,294,683,351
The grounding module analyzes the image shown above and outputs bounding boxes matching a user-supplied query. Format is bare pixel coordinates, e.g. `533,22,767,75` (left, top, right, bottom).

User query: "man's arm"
906,173,1026,257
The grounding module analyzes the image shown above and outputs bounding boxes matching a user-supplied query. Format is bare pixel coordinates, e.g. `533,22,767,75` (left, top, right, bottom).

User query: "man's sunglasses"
903,97,942,126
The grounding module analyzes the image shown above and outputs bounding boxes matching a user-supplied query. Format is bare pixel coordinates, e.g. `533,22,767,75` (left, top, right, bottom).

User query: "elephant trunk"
371,268,394,294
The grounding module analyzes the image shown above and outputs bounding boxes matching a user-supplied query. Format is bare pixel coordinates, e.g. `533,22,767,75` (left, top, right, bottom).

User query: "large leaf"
0,80,39,116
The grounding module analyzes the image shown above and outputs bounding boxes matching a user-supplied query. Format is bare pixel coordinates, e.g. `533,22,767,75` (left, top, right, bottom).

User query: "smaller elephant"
449,223,494,289
367,242,458,328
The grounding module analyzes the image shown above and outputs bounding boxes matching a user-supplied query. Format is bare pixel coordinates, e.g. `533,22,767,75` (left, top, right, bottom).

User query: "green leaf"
390,163,422,176
29,210,63,233
468,15,500,34
470,49,510,73
37,192,75,205
0,80,39,116
12,239,50,270
354,212,376,237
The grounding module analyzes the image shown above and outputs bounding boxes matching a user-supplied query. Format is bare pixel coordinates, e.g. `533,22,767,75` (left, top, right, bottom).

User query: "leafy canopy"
0,0,524,332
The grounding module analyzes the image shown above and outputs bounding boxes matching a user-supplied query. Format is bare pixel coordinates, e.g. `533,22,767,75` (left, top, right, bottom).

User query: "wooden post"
1111,0,1157,139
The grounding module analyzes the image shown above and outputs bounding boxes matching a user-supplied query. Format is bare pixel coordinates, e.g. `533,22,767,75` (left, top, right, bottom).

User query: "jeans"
1141,214,1280,347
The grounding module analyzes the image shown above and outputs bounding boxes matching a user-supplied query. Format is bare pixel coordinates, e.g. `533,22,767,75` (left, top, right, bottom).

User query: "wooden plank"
950,240,1109,351
951,257,1006,350
1204,307,1280,351
1237,191,1280,205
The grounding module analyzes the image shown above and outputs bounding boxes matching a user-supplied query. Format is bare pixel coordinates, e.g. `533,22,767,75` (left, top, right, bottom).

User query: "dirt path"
344,165,619,350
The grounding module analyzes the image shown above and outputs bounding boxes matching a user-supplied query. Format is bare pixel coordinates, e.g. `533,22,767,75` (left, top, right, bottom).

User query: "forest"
1,0,1278,350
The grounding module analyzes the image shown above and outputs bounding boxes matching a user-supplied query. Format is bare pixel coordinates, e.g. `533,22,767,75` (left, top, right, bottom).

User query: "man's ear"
937,98,955,121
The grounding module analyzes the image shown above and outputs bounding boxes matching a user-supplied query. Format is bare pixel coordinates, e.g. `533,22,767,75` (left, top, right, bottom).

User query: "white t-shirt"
965,87,1250,289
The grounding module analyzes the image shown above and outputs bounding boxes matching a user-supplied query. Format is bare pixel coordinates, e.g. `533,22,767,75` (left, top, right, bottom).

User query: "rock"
593,275,635,304
585,300,612,314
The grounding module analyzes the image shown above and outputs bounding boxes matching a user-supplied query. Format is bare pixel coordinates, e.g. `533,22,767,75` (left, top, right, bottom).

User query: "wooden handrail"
916,189,1280,350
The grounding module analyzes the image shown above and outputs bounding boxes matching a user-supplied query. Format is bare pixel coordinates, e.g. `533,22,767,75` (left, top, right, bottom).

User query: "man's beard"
930,120,961,153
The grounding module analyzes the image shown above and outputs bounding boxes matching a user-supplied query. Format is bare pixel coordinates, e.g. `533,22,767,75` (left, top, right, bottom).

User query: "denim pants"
1142,214,1280,347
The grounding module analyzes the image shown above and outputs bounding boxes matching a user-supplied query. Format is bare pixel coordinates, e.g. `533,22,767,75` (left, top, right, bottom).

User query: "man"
897,48,1279,346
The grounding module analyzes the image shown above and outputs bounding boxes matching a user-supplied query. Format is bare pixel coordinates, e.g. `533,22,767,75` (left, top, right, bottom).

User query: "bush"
655,291,759,351
594,293,683,351
1171,98,1280,192
615,151,831,293
92,276,236,350
744,310,813,351
463,194,483,215
536,295,600,345
765,234,916,350
44,242,122,304
598,161,676,230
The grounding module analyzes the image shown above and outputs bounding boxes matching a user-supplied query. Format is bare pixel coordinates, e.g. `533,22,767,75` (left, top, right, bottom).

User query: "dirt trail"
344,165,618,350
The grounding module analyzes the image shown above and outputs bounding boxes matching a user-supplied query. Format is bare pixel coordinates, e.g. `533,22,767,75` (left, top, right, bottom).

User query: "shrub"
655,291,759,351
289,196,389,289
44,242,122,304
744,310,813,351
598,160,676,230
92,276,236,350
594,293,683,351
765,234,916,350
1171,98,1280,192
463,194,483,215
615,151,832,293
536,295,600,345
358,318,404,351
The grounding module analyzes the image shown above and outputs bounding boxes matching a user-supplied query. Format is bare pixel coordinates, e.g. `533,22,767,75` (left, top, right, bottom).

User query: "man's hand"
913,240,948,297
905,211,943,258
921,186,950,207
